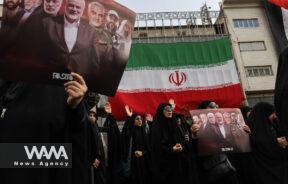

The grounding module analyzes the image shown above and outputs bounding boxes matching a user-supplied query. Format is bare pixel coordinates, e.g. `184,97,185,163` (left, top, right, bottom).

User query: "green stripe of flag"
126,37,233,69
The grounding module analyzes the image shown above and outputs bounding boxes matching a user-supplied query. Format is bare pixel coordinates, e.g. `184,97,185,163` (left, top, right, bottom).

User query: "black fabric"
90,121,106,184
261,0,288,138
121,115,137,162
240,106,252,122
0,82,89,184
228,153,253,184
0,81,26,109
197,100,212,110
175,115,200,184
202,154,235,183
247,102,287,184
275,47,288,137
120,114,152,184
121,114,151,184
150,103,182,184
101,114,121,184
261,0,288,53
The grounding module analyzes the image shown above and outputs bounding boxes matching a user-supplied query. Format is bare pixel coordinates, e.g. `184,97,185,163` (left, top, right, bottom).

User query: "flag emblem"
169,71,187,87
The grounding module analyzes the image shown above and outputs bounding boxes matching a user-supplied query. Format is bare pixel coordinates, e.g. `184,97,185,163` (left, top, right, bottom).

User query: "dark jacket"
0,81,89,184
41,15,100,88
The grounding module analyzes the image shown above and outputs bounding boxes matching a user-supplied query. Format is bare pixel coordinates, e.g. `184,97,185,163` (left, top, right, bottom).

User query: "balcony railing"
133,11,227,43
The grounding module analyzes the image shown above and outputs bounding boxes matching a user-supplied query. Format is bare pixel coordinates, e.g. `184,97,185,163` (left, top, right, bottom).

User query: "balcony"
132,10,227,43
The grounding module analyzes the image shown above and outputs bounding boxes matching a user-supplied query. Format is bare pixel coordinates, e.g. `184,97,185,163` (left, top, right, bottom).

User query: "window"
177,31,186,37
245,66,273,77
247,95,274,107
239,41,266,51
233,19,259,28
139,33,148,38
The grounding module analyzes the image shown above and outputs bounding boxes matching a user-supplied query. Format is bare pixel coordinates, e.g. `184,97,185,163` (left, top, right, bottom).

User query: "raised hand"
104,102,112,114
277,137,288,149
125,105,133,117
169,98,176,110
145,113,153,122
64,72,88,109
191,123,200,136
93,159,100,168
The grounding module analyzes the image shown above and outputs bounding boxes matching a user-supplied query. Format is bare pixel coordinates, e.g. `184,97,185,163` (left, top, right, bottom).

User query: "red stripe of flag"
109,84,244,120
269,0,288,9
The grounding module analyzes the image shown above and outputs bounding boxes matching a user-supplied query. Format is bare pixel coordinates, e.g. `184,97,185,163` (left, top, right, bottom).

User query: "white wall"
223,4,278,92
0,5,3,17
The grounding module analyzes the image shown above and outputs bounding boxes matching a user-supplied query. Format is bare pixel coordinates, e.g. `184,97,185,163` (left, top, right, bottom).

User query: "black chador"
248,102,288,184
150,103,183,184
120,114,152,184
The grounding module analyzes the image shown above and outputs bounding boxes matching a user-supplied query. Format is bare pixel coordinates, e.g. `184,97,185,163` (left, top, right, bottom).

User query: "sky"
0,0,221,12
116,0,221,13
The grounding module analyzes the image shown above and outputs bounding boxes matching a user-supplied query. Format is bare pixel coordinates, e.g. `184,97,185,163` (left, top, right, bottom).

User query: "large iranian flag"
109,37,244,120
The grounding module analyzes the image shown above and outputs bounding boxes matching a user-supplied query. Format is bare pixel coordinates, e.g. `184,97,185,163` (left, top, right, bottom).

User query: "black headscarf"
240,105,252,122
197,100,212,109
150,103,178,182
120,113,151,184
174,113,190,143
248,102,287,184
248,102,276,140
151,103,175,151
121,113,146,162
153,103,175,132
102,113,121,184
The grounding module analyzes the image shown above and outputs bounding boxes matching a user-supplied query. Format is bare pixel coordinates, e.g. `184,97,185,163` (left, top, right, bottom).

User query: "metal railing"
132,11,228,44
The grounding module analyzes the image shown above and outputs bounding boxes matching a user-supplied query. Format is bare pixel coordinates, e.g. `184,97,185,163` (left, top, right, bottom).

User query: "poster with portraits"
0,0,136,96
190,108,251,156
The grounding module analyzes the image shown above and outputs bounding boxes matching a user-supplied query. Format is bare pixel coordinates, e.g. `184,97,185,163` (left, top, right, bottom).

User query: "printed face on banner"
0,0,136,96
190,108,251,156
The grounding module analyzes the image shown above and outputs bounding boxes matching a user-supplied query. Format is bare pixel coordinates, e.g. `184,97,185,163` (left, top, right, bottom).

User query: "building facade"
220,0,278,106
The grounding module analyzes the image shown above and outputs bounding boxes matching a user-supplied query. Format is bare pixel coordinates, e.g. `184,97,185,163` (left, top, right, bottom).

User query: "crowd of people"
0,72,287,184
86,96,288,184
0,0,288,184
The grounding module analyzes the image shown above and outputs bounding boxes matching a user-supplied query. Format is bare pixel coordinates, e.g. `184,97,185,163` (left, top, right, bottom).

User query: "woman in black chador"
150,103,185,184
175,114,199,184
248,102,288,184
120,113,151,184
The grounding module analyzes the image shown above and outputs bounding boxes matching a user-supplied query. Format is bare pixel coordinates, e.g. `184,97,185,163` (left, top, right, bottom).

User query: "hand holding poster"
0,0,136,96
190,108,251,156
